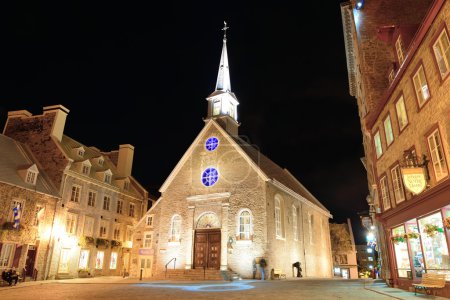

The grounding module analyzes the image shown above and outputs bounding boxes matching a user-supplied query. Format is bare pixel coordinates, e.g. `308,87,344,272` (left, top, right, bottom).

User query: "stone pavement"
0,277,446,299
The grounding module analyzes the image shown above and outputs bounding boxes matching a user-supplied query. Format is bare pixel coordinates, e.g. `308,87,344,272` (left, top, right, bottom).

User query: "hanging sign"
401,167,427,195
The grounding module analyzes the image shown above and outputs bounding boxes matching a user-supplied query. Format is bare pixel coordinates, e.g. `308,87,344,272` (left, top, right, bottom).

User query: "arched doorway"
194,213,221,269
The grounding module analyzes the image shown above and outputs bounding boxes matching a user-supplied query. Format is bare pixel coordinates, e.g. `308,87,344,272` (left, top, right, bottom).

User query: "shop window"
406,219,424,278
78,250,90,269
392,225,411,278
418,212,450,279
110,252,118,270
95,251,104,269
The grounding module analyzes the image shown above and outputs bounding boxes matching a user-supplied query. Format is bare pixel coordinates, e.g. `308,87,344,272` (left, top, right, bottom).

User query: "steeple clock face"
202,167,219,187
205,137,219,151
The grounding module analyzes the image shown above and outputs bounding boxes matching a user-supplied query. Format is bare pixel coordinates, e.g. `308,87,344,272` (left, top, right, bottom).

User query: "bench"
412,273,446,296
273,268,286,279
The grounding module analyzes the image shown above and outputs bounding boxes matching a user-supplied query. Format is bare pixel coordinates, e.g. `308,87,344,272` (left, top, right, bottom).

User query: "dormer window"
26,170,37,185
72,146,86,158
124,181,130,190
99,158,104,166
78,149,85,157
395,36,404,65
105,174,111,183
82,164,90,175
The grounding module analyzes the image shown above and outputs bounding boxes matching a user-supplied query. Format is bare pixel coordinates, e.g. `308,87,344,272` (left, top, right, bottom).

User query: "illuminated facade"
3,106,147,279
342,0,450,296
0,134,60,280
131,28,333,279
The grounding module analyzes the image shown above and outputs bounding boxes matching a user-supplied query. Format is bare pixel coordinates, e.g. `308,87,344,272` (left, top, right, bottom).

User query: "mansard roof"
0,134,59,197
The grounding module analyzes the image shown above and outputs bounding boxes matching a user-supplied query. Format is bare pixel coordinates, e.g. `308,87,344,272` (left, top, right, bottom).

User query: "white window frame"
395,95,408,131
84,216,95,237
104,174,111,184
146,215,154,227
34,204,43,226
238,209,252,240
110,252,118,270
380,176,391,211
66,212,78,235
292,205,298,241
433,29,450,78
129,203,135,218
9,199,25,222
374,131,383,158
78,249,90,269
26,170,38,185
82,164,90,175
384,114,394,146
170,215,181,242
70,185,81,203
391,165,405,204
412,65,430,107
143,231,153,248
88,191,96,207
95,251,104,269
427,128,449,182
0,244,15,268
103,196,111,211
275,195,284,239
395,35,405,64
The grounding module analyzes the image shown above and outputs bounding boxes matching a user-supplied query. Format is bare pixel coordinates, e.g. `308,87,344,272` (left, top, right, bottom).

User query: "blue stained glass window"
202,168,219,187
205,137,219,151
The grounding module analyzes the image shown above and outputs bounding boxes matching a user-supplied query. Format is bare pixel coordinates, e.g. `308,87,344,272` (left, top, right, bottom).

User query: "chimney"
43,105,69,142
117,144,134,177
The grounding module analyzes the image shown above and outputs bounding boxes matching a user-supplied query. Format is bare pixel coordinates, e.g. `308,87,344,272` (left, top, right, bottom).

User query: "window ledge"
276,236,286,241
236,240,252,245
168,241,180,246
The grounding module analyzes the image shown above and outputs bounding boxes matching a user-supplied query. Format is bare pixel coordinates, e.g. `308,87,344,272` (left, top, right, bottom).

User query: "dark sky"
0,1,369,243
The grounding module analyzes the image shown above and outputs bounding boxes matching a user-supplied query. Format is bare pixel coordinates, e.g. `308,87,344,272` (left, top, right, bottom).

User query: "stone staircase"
150,269,224,281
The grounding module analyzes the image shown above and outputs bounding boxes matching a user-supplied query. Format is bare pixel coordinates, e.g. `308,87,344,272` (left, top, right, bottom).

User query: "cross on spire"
222,21,229,41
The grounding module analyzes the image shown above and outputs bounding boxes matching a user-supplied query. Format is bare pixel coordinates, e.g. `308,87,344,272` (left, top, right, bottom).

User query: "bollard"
140,269,143,281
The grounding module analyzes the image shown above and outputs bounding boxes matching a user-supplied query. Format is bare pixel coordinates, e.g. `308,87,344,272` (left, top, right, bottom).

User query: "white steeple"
206,21,240,136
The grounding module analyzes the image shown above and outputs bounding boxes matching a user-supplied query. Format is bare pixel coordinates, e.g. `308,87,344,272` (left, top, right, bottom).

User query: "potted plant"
95,238,110,248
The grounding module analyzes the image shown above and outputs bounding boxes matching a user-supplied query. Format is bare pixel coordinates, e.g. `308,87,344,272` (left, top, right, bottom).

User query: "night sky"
0,1,369,243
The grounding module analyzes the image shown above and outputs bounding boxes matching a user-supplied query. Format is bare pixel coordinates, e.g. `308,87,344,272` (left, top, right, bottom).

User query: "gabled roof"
159,120,330,215
0,134,59,197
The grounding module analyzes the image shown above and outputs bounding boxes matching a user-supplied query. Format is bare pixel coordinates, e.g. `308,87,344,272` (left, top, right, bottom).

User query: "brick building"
330,219,358,279
356,245,376,274
3,105,147,279
130,30,333,280
0,134,60,280
342,0,450,296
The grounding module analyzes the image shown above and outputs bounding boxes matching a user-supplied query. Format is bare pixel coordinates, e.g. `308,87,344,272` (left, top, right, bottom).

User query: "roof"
233,136,329,211
0,134,59,197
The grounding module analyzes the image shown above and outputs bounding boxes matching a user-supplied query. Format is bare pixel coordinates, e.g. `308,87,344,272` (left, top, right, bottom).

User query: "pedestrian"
9,268,19,285
259,258,267,281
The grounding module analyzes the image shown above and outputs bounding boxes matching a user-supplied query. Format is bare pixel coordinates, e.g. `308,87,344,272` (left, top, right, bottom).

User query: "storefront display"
392,225,411,278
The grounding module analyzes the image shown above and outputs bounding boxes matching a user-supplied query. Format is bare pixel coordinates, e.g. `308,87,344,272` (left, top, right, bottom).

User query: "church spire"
215,22,231,92
206,21,240,136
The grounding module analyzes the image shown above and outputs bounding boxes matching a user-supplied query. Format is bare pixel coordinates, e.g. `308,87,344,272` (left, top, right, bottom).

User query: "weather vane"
222,21,229,40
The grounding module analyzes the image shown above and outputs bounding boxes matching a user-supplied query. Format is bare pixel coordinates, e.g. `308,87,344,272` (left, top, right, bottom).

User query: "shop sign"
139,248,154,255
401,167,427,195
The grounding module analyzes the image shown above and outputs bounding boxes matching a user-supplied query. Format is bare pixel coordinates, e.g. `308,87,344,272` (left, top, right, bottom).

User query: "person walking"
259,258,267,281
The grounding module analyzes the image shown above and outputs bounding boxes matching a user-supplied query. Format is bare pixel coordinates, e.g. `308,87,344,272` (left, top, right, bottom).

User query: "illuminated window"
395,36,405,64
380,176,391,211
238,210,251,240
201,167,219,187
95,251,104,269
103,196,111,211
412,65,430,107
384,115,394,146
84,216,94,237
395,96,408,131
205,137,219,151
292,206,298,241
170,215,181,242
66,212,78,235
70,185,81,203
213,101,221,115
88,191,96,207
374,131,383,158
406,219,424,278
391,165,405,204
391,225,411,279
144,232,153,248
427,128,448,181
110,252,118,269
79,250,90,269
433,29,450,78
368,257,374,261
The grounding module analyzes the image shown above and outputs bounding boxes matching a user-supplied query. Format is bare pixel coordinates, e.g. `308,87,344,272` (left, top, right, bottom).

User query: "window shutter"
12,245,22,268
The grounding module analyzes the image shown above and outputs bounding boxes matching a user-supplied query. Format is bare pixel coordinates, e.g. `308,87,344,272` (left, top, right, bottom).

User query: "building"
330,219,358,279
342,0,450,295
3,105,148,279
0,134,60,280
130,27,333,280
356,245,376,274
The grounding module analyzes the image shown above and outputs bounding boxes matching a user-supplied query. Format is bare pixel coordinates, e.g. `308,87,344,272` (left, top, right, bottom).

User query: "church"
130,24,333,279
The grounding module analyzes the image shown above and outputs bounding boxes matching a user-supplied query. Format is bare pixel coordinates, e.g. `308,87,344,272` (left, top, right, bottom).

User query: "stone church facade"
131,28,333,279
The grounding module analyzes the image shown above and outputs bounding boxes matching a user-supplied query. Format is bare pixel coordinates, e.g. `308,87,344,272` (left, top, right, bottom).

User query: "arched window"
292,205,298,241
275,195,284,238
170,215,182,242
238,210,252,240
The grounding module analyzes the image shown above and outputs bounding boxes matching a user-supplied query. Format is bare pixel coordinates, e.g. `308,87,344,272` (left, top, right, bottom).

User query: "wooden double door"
194,229,221,269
